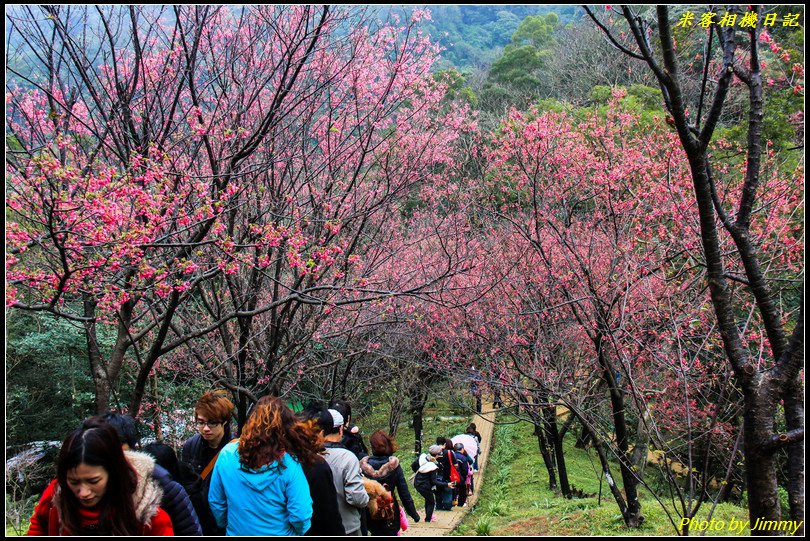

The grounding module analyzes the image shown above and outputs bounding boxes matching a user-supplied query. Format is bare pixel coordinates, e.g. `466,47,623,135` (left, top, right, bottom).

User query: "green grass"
455,418,750,536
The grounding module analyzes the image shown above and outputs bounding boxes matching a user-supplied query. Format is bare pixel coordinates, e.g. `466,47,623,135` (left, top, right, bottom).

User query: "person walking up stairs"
403,402,495,537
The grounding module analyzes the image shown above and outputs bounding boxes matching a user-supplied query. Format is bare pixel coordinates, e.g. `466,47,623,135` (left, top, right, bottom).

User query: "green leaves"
511,14,558,49
6,311,98,447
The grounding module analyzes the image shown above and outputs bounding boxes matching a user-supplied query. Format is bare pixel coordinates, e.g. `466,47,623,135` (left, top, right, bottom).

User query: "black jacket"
414,469,450,493
303,456,346,536
181,431,232,475
436,449,461,482
180,433,232,535
360,455,419,535
174,460,219,536
454,450,470,480
152,464,203,535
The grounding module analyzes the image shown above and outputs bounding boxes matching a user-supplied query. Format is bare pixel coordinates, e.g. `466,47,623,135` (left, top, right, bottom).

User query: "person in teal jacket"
208,396,321,536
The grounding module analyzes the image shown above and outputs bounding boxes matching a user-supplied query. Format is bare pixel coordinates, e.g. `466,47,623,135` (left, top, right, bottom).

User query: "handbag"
399,505,409,532
447,451,461,484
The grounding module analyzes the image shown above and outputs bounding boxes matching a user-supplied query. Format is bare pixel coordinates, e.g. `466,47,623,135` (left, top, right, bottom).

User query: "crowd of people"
26,390,484,536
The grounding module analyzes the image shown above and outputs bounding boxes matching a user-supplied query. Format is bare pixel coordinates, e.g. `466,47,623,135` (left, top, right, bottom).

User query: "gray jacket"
323,442,369,534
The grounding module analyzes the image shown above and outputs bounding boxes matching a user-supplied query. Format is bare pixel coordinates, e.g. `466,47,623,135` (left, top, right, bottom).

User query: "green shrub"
475,517,493,536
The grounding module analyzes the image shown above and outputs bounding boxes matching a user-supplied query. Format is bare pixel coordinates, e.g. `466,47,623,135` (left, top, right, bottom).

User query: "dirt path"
403,402,496,537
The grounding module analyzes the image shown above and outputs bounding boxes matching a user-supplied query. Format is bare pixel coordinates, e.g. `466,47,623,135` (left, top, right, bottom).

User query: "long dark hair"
142,442,181,479
328,399,352,426
56,417,140,535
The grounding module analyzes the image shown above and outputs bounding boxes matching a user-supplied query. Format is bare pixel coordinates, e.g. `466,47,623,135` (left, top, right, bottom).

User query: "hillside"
376,5,584,69
455,418,752,536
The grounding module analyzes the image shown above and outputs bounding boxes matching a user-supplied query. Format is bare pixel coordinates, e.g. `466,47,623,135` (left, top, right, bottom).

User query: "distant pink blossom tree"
6,5,474,424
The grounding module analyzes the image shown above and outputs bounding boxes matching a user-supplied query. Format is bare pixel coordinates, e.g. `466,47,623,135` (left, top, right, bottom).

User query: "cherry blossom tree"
415,84,799,531
6,6,475,424
585,5,804,533
476,95,697,527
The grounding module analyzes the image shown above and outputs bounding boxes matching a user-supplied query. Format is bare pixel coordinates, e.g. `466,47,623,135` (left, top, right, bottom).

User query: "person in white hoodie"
413,451,453,522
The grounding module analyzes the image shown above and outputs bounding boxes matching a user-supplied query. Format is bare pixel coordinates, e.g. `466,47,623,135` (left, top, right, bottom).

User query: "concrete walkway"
403,402,496,537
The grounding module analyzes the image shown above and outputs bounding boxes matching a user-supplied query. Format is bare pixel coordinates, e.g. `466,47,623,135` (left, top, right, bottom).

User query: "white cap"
327,409,344,428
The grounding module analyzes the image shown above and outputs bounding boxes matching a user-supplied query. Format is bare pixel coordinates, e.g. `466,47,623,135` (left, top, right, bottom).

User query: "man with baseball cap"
320,408,369,535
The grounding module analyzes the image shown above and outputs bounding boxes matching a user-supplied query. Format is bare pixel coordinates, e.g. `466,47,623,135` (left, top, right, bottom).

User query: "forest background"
5,4,804,536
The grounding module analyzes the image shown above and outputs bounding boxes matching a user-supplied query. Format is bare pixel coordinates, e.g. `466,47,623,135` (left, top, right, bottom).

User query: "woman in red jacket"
27,417,173,536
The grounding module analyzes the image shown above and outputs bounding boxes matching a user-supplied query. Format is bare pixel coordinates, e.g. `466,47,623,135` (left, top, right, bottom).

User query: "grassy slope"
455,418,750,536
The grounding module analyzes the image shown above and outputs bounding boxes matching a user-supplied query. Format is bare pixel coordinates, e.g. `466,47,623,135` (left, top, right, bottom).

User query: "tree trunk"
575,421,592,449
743,388,782,535
630,410,651,479
83,298,112,414
388,397,404,437
237,392,248,437
716,479,734,503
534,421,557,491
129,290,181,418
410,386,428,454
150,374,163,442
558,410,577,439
544,406,571,498
585,8,804,534
597,336,643,527
783,376,805,535
580,418,632,523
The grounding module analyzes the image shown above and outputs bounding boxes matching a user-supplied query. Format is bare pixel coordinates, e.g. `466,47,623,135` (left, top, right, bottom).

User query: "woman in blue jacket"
208,396,319,536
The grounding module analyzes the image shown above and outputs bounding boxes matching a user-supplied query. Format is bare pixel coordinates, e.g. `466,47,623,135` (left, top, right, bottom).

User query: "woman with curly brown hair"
208,396,319,536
